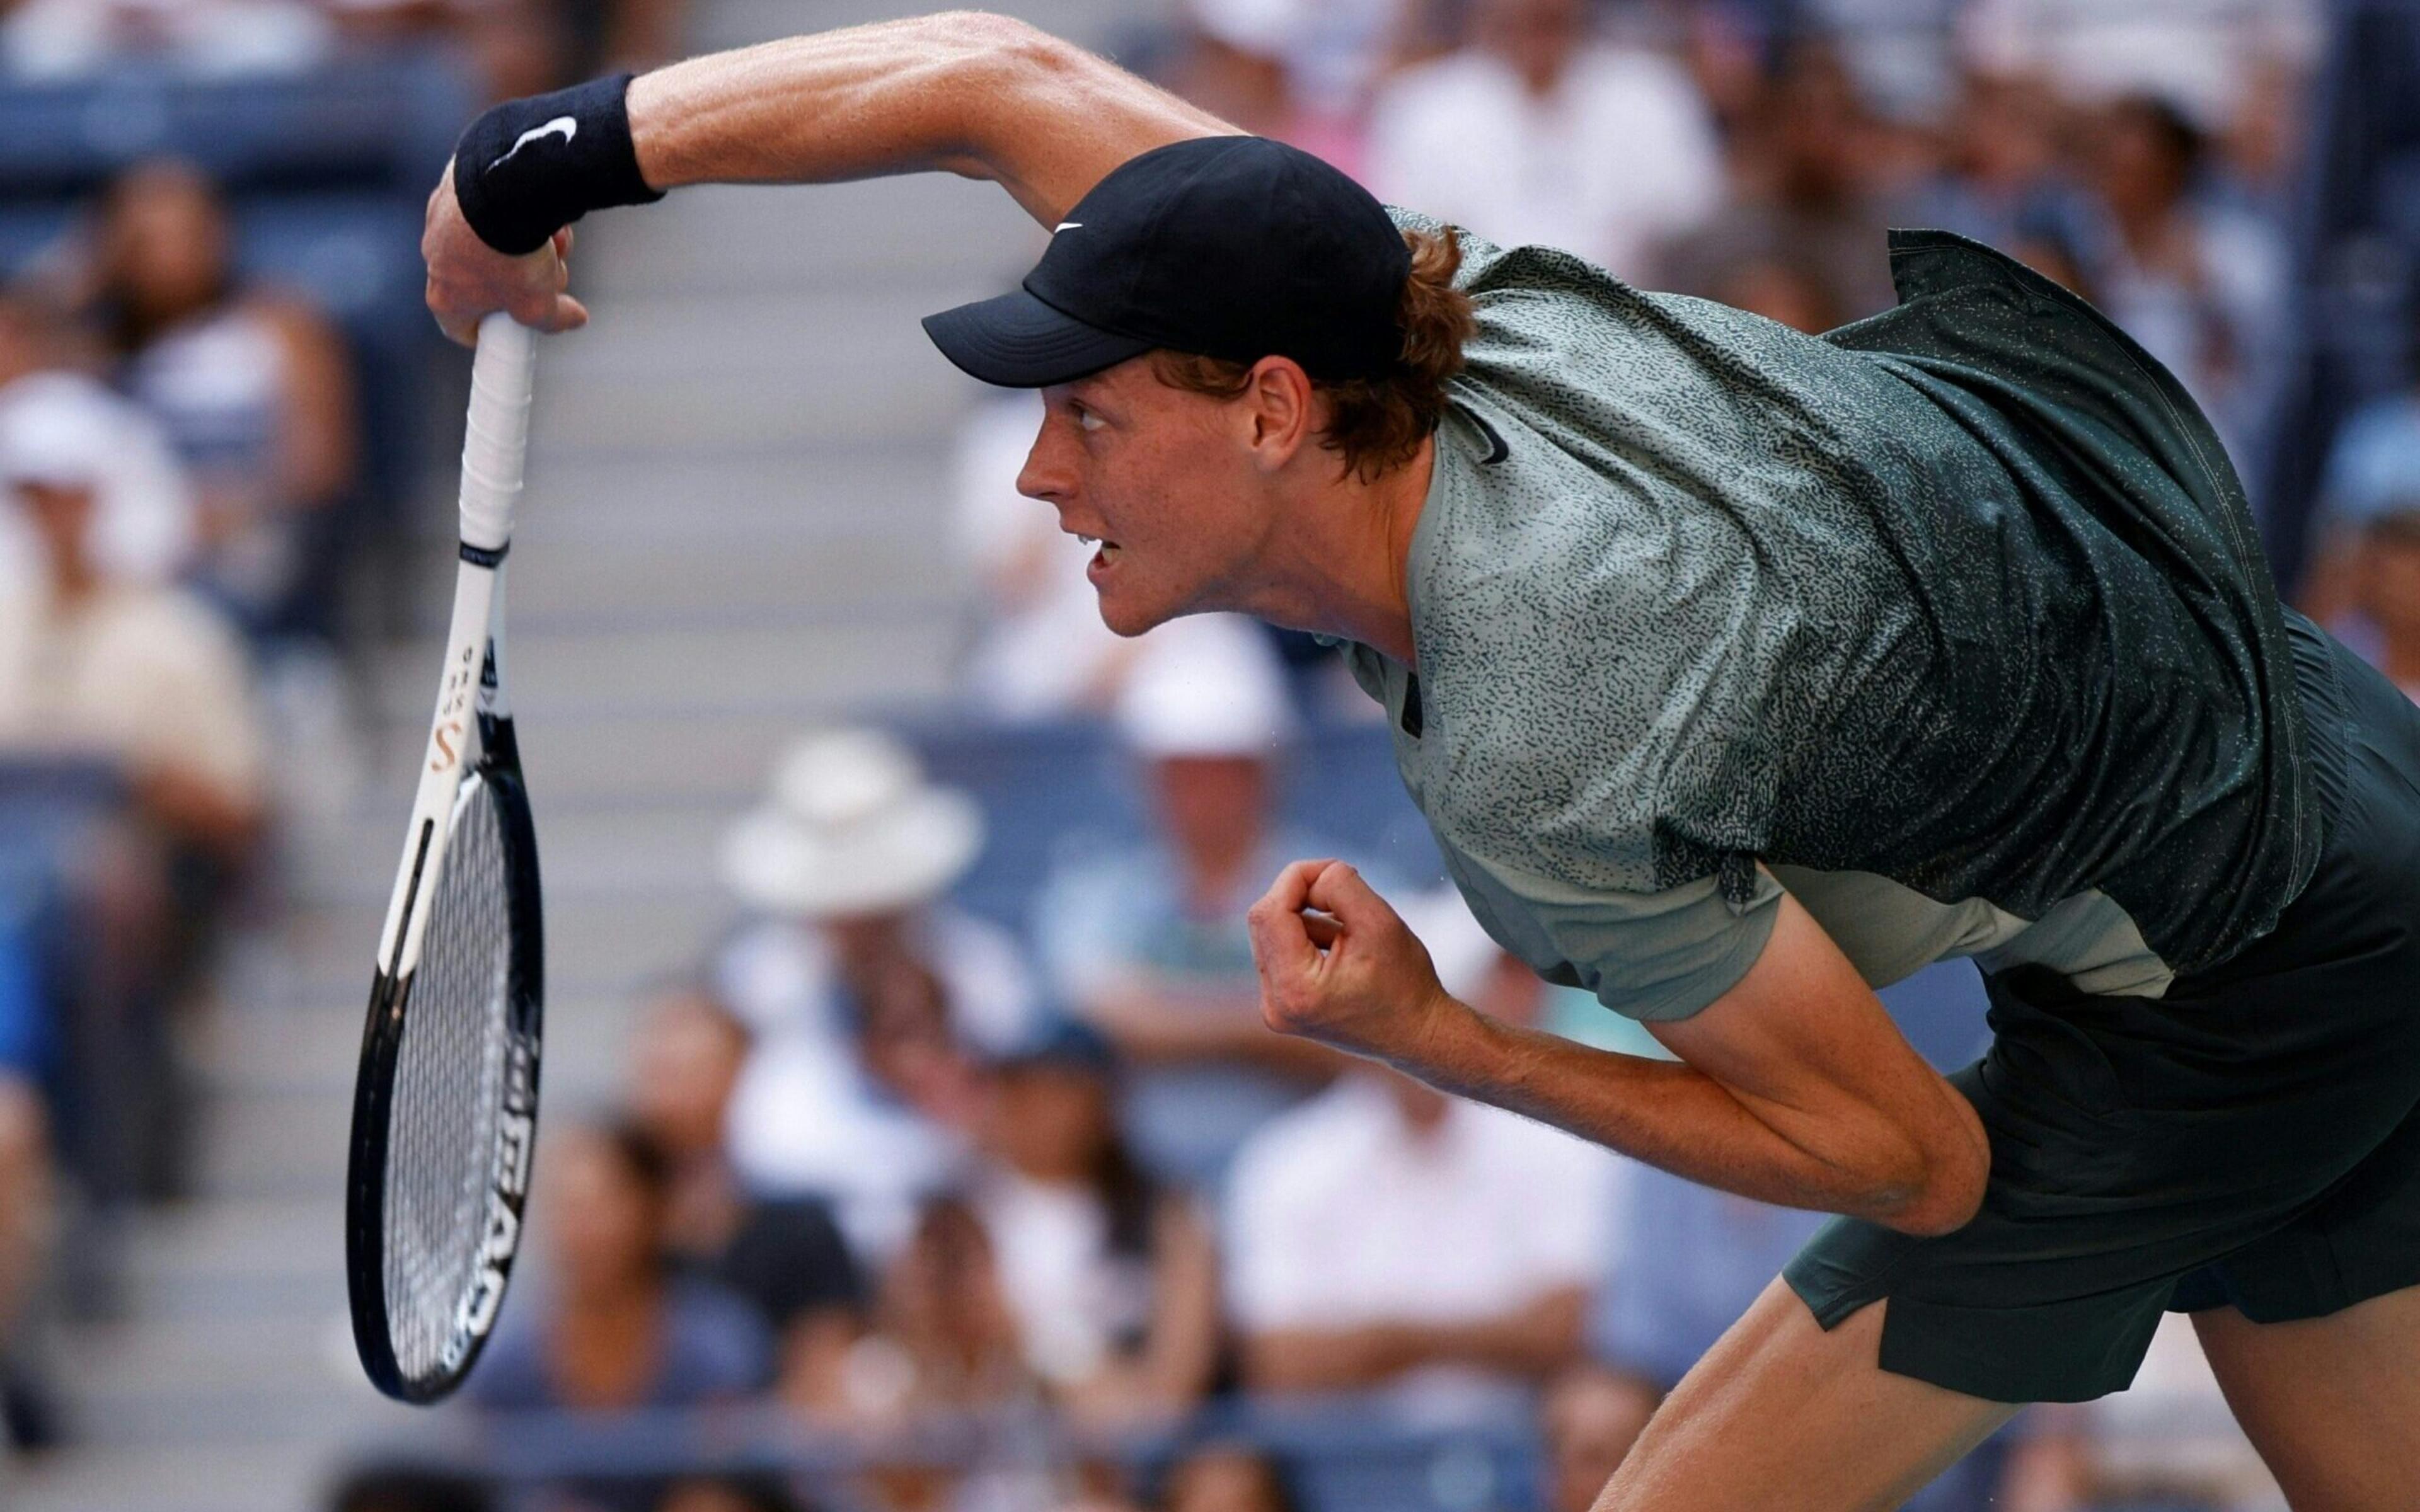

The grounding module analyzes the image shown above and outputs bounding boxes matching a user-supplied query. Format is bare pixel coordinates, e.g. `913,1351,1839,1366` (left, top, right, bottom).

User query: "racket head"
346,735,544,1404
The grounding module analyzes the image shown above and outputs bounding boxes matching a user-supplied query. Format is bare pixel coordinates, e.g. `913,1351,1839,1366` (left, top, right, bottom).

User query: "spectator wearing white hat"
0,293,193,598
0,372,262,1206
1034,614,1387,1191
0,373,262,859
1224,885,1625,1422
713,727,1043,1263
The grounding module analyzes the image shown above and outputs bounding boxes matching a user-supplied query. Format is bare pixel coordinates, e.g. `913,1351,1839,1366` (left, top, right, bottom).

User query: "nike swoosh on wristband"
491,116,577,171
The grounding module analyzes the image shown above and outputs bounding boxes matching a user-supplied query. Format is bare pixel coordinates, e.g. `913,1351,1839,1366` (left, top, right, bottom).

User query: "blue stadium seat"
442,1400,1543,1512
896,717,1443,933
0,53,468,199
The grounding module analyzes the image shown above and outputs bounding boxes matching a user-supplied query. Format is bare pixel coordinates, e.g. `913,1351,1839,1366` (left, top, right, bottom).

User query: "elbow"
1878,1158,1986,1238
1863,1102,1990,1239
919,11,1086,169
928,11,1079,76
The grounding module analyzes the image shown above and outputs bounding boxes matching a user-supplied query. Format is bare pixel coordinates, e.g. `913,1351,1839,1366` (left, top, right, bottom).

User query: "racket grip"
459,314,538,554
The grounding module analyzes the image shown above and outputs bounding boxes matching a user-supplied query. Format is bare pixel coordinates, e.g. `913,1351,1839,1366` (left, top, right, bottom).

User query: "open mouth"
1074,533,1121,570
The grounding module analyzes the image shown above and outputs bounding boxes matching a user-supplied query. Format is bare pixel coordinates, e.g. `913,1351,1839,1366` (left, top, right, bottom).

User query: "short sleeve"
1448,849,1783,1023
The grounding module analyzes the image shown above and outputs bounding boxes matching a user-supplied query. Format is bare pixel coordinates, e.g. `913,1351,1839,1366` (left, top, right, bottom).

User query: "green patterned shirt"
1341,215,2319,1021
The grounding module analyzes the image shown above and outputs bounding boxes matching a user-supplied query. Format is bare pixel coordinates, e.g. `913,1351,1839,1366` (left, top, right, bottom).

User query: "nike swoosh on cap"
492,116,577,170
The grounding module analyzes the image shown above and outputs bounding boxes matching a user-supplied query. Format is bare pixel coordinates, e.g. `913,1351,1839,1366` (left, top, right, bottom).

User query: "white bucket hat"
0,373,194,581
719,728,984,919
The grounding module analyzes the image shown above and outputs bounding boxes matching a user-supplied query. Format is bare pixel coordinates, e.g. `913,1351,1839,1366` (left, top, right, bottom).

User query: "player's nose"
1016,429,1074,504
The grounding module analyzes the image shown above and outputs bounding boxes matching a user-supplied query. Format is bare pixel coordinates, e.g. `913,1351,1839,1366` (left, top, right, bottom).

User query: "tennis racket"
347,314,544,1404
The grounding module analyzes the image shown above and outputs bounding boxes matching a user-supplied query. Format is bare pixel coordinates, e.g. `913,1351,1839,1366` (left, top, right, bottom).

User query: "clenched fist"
1246,859,1461,1067
422,161,589,346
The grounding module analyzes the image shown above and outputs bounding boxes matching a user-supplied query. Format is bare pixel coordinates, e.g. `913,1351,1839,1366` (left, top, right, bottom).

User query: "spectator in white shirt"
1224,888,1625,1419
0,371,255,1205
1363,0,1723,282
969,1020,1218,1424
1036,615,1359,1191
86,160,357,641
715,728,1039,1262
0,379,262,859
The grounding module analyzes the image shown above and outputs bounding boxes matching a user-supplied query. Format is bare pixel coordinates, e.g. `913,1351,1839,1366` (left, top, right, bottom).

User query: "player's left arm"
422,13,1235,343
1248,861,1991,1237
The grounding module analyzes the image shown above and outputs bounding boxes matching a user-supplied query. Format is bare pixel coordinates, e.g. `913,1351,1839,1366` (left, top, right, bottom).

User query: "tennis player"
422,16,2420,1509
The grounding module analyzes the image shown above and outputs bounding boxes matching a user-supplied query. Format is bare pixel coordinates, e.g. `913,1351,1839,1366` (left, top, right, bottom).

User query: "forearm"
1397,1287,1583,1378
1399,1003,1961,1234
1246,1290,1581,1391
625,12,1232,223
1251,866,1986,1239
1085,985,1344,1075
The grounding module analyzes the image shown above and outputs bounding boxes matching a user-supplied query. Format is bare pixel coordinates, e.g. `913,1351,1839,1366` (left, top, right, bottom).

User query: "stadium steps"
364,616,957,725
13,4,1160,1506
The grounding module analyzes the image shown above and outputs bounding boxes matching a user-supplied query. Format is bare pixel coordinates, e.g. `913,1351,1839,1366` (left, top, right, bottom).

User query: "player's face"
1020,358,1281,636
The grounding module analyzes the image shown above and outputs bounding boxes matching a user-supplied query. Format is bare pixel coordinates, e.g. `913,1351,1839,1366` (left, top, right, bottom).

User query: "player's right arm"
424,12,1234,343
1250,862,1993,1238
627,13,1234,222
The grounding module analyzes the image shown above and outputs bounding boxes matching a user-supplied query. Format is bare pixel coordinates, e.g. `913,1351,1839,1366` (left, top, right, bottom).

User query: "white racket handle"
459,314,536,553
373,316,535,976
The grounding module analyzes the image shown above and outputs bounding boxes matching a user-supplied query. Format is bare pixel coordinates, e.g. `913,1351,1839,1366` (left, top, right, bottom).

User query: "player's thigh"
2191,1285,2420,1512
1596,1280,2015,1512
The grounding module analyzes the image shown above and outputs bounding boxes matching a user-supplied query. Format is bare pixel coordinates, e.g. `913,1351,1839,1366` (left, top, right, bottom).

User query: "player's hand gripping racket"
347,314,544,1403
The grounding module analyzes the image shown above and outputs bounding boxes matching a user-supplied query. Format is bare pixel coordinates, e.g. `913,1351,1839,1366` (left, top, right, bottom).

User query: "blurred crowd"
0,154,352,1449
0,0,689,100
5,1,2420,1511
0,0,690,1461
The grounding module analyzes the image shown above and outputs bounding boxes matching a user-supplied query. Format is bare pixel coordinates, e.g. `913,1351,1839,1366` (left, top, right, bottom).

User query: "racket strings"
383,776,514,1382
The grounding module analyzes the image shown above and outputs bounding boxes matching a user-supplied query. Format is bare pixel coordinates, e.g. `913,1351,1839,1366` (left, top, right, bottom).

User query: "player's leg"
2189,1286,2420,1509
1594,1281,2015,1512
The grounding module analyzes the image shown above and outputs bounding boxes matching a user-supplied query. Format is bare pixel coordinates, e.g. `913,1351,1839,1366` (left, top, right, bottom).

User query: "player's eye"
1075,404,1106,433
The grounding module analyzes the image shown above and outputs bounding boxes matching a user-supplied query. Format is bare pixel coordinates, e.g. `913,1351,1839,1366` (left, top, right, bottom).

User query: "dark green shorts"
1785,624,2420,1403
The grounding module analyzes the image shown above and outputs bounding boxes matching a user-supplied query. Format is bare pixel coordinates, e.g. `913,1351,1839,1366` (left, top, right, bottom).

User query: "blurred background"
2,0,2417,1509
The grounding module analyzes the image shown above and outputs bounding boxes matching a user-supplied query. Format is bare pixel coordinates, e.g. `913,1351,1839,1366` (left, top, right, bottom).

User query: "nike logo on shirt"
492,117,576,170
1054,222,1083,232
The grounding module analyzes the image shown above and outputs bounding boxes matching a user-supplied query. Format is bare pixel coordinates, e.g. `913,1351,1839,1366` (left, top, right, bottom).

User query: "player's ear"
1240,355,1315,471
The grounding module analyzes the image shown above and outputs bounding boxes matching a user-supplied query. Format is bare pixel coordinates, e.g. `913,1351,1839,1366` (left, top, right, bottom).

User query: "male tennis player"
422,15,2420,1509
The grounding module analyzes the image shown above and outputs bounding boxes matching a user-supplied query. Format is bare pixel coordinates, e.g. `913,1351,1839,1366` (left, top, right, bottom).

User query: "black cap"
923,136,1410,388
